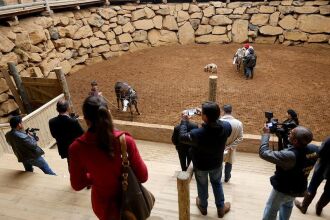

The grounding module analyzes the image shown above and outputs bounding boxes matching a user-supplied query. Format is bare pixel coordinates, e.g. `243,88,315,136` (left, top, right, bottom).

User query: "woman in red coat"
69,96,148,220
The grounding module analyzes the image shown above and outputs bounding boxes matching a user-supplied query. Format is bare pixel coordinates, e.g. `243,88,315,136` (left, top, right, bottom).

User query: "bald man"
259,126,319,220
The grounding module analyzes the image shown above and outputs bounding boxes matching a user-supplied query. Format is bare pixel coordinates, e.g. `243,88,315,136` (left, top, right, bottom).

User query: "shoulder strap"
119,134,129,166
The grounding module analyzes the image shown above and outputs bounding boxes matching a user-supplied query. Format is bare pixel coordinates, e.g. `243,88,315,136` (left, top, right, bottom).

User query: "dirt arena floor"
67,43,330,141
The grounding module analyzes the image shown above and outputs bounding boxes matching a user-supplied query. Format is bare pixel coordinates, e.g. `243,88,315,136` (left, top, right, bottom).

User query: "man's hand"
263,125,270,134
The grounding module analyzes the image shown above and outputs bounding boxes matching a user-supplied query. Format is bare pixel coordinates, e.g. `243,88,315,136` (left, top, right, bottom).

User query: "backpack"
245,54,257,68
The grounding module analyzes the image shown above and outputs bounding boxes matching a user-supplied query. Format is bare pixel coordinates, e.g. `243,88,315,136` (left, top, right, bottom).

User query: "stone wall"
0,1,329,122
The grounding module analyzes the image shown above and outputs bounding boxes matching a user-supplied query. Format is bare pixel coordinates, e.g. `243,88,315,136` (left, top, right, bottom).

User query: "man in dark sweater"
5,116,56,175
49,100,84,166
179,101,232,218
259,126,318,220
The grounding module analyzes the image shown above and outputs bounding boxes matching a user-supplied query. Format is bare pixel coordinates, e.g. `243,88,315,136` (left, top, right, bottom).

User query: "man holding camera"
260,126,318,220
5,116,56,175
49,100,84,165
220,104,243,183
179,102,232,218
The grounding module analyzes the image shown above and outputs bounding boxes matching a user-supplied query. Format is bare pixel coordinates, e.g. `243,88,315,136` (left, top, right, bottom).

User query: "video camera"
265,111,297,134
25,127,40,141
184,108,201,116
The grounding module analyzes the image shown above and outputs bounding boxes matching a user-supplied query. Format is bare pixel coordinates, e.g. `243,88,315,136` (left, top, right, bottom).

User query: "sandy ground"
67,43,330,141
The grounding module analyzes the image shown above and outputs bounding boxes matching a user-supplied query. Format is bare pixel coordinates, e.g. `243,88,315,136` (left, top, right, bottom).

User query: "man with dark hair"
89,80,102,97
220,104,243,182
179,101,232,218
260,126,319,220
243,47,257,80
5,116,56,175
295,136,330,216
49,99,84,166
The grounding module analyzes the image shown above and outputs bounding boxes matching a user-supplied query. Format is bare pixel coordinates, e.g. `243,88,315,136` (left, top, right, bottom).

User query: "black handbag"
119,134,155,220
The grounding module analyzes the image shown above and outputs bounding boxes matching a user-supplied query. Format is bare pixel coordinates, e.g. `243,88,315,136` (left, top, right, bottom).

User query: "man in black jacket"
49,100,84,166
179,101,232,218
260,126,318,220
5,116,56,175
295,136,330,216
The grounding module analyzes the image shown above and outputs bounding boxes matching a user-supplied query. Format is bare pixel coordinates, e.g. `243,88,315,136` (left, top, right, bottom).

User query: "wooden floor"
0,140,329,220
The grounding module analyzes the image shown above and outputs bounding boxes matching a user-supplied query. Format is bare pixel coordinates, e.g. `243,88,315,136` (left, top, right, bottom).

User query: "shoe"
217,202,231,218
86,185,91,190
316,193,330,216
294,192,315,214
224,178,230,183
196,197,207,216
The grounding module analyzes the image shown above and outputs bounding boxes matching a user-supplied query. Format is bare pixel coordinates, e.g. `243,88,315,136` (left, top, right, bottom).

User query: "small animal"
115,82,140,115
204,63,218,74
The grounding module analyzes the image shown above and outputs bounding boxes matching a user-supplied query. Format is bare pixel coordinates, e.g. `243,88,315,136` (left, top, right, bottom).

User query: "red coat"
69,130,148,220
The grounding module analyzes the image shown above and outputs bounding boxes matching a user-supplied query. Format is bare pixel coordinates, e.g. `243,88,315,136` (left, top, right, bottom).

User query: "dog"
204,63,218,74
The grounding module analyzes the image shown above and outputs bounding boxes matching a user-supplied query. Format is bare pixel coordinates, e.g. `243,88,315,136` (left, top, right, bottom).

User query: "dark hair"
56,100,69,113
9,116,22,129
202,101,220,123
223,104,232,114
293,126,313,147
287,109,299,125
83,96,115,157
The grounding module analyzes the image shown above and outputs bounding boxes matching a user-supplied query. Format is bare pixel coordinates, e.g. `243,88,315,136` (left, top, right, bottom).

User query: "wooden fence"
0,93,64,157
177,164,194,220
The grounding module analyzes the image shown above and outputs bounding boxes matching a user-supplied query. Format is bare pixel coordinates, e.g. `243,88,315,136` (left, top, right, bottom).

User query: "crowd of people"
4,78,329,219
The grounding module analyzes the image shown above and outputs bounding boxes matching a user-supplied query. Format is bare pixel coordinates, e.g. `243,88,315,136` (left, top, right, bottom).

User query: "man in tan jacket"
220,104,243,182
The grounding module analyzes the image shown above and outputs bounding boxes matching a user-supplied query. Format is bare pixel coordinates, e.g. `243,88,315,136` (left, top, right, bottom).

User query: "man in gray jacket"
5,116,56,175
260,126,318,220
220,104,243,182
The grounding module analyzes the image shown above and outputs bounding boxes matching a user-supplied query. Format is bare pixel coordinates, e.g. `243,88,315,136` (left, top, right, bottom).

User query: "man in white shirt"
220,104,243,182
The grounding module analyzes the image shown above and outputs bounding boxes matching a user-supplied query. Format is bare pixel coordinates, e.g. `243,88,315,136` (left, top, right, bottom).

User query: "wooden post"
177,171,190,220
0,67,27,114
7,62,33,113
208,75,218,102
54,67,74,113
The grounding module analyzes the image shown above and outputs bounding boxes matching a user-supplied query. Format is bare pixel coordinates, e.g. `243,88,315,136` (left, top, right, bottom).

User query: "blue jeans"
224,162,232,181
194,167,224,209
244,67,253,78
23,156,56,175
263,189,294,220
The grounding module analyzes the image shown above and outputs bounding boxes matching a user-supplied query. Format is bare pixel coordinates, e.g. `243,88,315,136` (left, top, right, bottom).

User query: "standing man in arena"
49,99,84,166
179,102,232,218
260,126,318,220
5,116,56,175
220,104,243,183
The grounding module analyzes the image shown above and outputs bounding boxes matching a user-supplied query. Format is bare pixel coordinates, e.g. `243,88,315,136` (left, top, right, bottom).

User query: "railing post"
54,67,74,113
44,0,53,15
177,171,190,220
208,75,218,102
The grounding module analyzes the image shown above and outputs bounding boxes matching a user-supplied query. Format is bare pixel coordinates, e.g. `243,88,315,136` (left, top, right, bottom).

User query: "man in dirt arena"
49,99,84,167
243,47,257,80
5,116,56,175
220,104,243,183
179,102,232,218
89,80,102,97
259,125,318,220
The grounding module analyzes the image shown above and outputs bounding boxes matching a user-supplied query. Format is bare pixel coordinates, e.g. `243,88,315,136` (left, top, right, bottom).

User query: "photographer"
259,126,318,220
5,116,56,175
277,109,299,150
179,102,232,218
49,99,84,166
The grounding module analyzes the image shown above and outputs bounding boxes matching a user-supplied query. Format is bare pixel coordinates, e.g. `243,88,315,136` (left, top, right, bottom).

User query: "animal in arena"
204,63,218,74
114,82,140,115
233,48,246,72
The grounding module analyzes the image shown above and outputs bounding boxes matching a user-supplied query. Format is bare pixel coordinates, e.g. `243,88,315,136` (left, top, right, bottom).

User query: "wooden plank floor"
0,140,329,220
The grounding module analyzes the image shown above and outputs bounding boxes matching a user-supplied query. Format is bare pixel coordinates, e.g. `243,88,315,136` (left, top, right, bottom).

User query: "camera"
69,112,79,119
26,127,40,141
185,108,201,116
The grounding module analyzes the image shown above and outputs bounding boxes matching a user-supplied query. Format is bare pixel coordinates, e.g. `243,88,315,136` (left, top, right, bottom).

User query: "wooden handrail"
0,2,46,11
177,163,194,220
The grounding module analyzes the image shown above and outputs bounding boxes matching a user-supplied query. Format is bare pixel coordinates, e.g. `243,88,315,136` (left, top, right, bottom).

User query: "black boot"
316,193,330,216
294,192,315,214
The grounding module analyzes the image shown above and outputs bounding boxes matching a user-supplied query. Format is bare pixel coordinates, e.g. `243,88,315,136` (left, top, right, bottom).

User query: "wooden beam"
208,75,218,102
177,171,191,220
0,67,26,114
7,62,33,113
54,67,74,113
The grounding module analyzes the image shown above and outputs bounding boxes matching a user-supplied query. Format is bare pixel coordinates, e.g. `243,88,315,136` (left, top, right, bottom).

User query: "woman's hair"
83,96,115,157
287,109,299,125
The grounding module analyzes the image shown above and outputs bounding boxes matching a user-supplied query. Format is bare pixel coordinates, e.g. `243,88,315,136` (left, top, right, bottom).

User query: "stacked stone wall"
0,1,329,122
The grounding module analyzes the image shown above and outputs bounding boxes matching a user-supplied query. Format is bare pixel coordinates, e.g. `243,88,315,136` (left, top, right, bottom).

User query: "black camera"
26,127,40,141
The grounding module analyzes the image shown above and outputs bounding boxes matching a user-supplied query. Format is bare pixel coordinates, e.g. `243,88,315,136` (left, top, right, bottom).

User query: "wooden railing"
177,164,194,220
0,93,64,157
